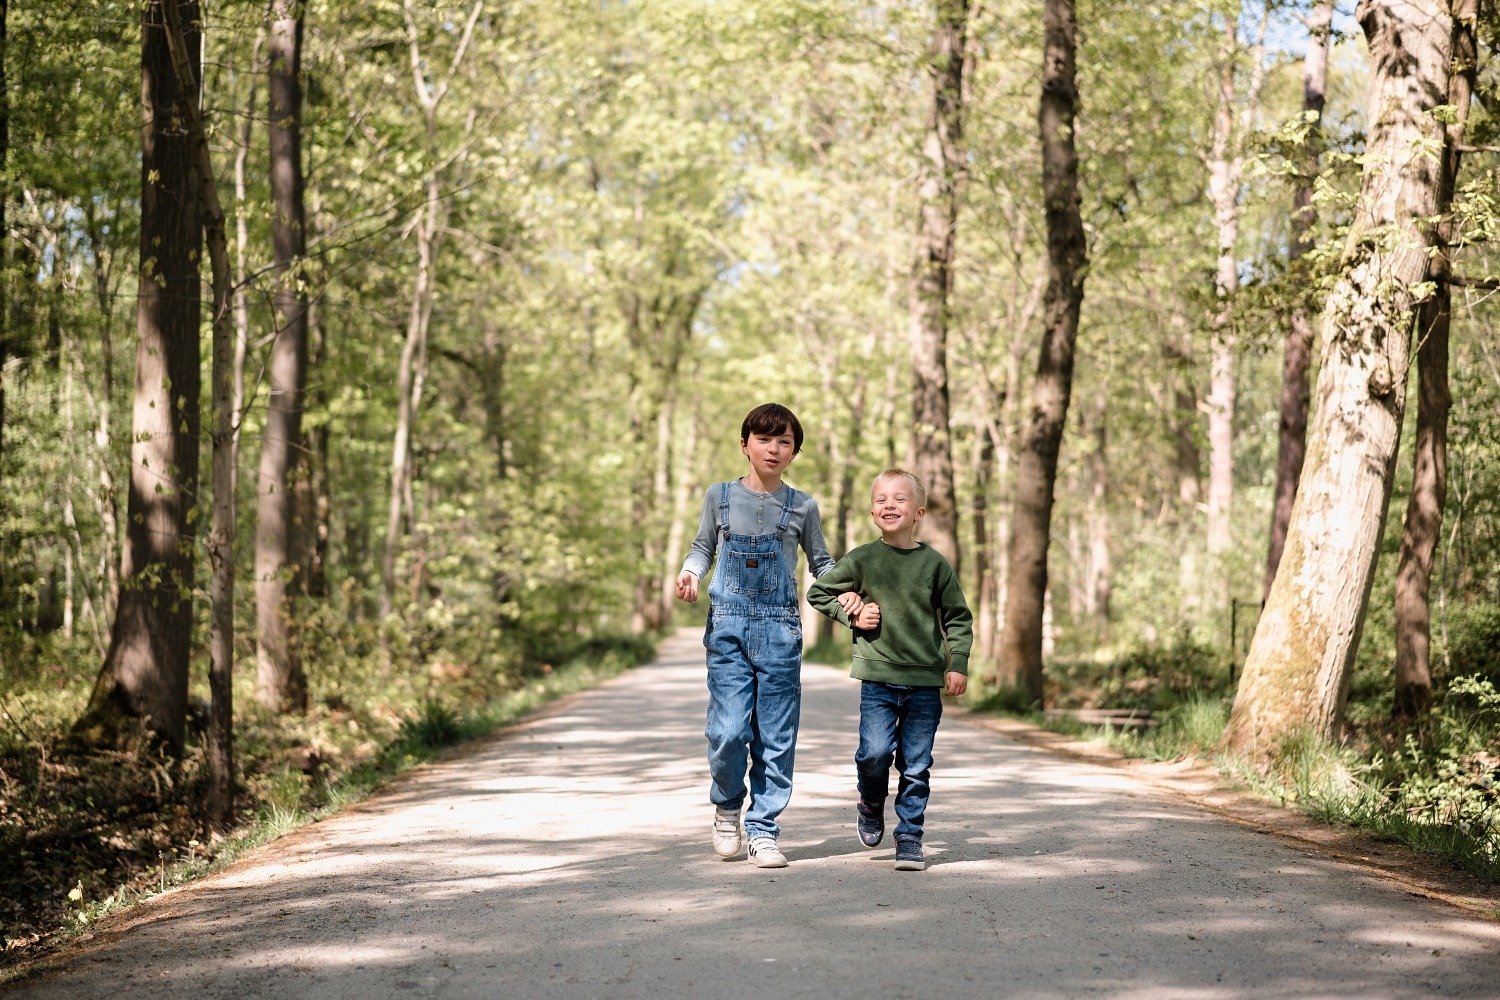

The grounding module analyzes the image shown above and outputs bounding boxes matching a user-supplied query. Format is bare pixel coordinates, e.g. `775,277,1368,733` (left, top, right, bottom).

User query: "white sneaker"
747,836,787,868
712,807,741,858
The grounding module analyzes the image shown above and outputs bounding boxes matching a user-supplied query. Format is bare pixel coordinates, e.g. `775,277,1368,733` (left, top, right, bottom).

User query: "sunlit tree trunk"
76,0,203,753
1223,0,1456,757
996,0,1086,705
1205,4,1270,560
255,0,310,713
1393,0,1475,721
382,0,482,617
1164,328,1202,612
908,0,969,571
157,0,238,824
1264,0,1334,600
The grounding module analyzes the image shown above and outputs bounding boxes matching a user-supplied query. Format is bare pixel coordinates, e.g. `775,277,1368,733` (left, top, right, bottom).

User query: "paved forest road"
9,630,1500,999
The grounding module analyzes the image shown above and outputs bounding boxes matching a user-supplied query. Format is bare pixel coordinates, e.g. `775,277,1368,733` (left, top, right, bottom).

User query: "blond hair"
872,468,926,508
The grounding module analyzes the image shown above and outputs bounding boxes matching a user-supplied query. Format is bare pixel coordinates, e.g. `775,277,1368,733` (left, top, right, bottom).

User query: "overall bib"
703,482,803,841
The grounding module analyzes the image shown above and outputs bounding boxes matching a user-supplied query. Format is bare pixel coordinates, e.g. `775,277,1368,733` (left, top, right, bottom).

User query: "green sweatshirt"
807,540,973,686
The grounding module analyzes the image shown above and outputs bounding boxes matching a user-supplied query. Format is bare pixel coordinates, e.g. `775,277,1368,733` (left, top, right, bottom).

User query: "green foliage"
1047,635,1229,713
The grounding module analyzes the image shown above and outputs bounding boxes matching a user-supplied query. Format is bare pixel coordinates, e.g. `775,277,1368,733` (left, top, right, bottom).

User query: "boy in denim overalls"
675,403,860,868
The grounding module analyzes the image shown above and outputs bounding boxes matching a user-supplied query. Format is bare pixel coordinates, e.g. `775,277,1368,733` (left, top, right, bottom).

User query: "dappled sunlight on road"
11,629,1500,1000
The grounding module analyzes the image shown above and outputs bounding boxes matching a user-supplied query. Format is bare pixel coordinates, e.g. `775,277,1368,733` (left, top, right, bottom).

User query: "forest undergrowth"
0,619,657,971
968,604,1500,882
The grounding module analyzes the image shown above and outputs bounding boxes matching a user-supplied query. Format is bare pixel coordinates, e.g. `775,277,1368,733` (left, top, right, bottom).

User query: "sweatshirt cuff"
947,654,970,675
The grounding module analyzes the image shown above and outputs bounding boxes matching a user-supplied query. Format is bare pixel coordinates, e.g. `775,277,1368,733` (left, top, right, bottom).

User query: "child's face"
870,476,925,538
741,426,797,481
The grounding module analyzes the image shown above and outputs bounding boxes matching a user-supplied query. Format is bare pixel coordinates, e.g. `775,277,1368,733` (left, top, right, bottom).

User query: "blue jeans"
856,682,943,842
704,611,803,840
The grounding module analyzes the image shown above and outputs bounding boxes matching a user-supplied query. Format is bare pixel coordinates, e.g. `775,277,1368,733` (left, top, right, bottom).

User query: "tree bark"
1222,0,1456,757
1393,0,1476,721
75,0,203,754
908,0,969,572
995,0,1087,705
156,0,238,825
1205,4,1270,559
1265,0,1334,600
381,0,482,618
1085,386,1110,628
255,0,311,714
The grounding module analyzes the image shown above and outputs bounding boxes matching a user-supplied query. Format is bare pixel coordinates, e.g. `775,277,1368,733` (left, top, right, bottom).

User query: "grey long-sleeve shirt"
680,481,836,584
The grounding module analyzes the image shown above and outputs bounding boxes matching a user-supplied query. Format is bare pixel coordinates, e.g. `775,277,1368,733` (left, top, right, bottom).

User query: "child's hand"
853,602,881,630
945,671,967,697
675,571,699,603
835,591,864,618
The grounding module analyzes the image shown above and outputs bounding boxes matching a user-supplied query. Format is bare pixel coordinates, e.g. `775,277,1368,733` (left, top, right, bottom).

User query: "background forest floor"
0,630,658,971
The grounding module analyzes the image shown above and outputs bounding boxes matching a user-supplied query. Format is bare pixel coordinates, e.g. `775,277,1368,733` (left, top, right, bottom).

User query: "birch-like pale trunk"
995,0,1086,704
1393,0,1476,720
254,0,311,713
1264,0,1334,599
1205,5,1270,558
908,0,969,572
381,0,482,617
1222,0,1456,756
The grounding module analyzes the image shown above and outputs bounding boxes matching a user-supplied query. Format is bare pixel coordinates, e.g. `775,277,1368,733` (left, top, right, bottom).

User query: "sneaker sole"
750,855,788,869
893,858,927,871
713,843,741,859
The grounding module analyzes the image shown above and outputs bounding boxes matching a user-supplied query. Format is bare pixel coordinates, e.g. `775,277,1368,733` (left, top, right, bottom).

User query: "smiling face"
870,472,925,546
741,425,797,488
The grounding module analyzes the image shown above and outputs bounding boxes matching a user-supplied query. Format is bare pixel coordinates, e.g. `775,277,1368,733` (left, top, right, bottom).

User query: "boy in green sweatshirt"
807,468,972,871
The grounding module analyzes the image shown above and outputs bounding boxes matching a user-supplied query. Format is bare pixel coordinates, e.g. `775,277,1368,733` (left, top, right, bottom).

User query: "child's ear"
914,506,927,521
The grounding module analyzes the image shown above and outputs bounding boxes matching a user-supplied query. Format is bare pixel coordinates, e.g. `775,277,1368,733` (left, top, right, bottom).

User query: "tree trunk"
155,0,238,825
1085,386,1110,628
1164,328,1202,611
83,201,121,621
1222,0,1456,757
972,418,997,660
1264,0,1333,601
1393,0,1475,721
1205,5,1270,560
908,0,969,572
381,0,482,618
255,0,310,713
75,0,203,754
0,0,8,491
995,0,1087,705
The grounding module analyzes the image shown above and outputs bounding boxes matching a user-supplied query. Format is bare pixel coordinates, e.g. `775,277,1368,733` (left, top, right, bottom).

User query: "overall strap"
776,486,797,534
717,482,732,537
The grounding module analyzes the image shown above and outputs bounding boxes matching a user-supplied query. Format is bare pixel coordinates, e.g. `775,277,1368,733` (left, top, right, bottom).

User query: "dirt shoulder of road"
956,709,1500,921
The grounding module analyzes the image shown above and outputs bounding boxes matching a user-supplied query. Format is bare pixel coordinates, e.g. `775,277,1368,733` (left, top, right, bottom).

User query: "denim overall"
703,482,803,841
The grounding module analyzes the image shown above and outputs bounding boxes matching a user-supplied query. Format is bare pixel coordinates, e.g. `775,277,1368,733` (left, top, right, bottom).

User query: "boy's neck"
740,471,784,494
879,531,920,550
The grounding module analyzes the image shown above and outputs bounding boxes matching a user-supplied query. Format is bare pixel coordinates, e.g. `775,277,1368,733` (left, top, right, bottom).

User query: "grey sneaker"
712,807,741,858
893,837,925,871
747,836,788,868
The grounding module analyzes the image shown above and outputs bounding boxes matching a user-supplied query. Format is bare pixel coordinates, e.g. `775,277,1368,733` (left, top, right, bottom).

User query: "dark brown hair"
740,402,804,454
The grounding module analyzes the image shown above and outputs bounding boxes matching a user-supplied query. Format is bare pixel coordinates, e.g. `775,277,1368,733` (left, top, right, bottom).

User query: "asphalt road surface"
8,629,1500,999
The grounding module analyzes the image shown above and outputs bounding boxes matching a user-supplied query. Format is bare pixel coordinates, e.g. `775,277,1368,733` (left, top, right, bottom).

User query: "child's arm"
677,490,718,604
935,561,974,680
807,556,863,627
799,496,838,579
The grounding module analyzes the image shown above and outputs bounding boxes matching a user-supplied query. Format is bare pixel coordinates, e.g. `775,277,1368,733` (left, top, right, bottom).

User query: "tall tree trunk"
1085,386,1110,628
995,0,1087,705
1393,0,1475,721
157,0,238,825
255,0,310,713
972,417,997,659
1222,0,1456,757
381,0,482,617
908,0,969,572
75,0,204,754
1164,328,1202,611
1264,0,1334,600
1205,4,1271,559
